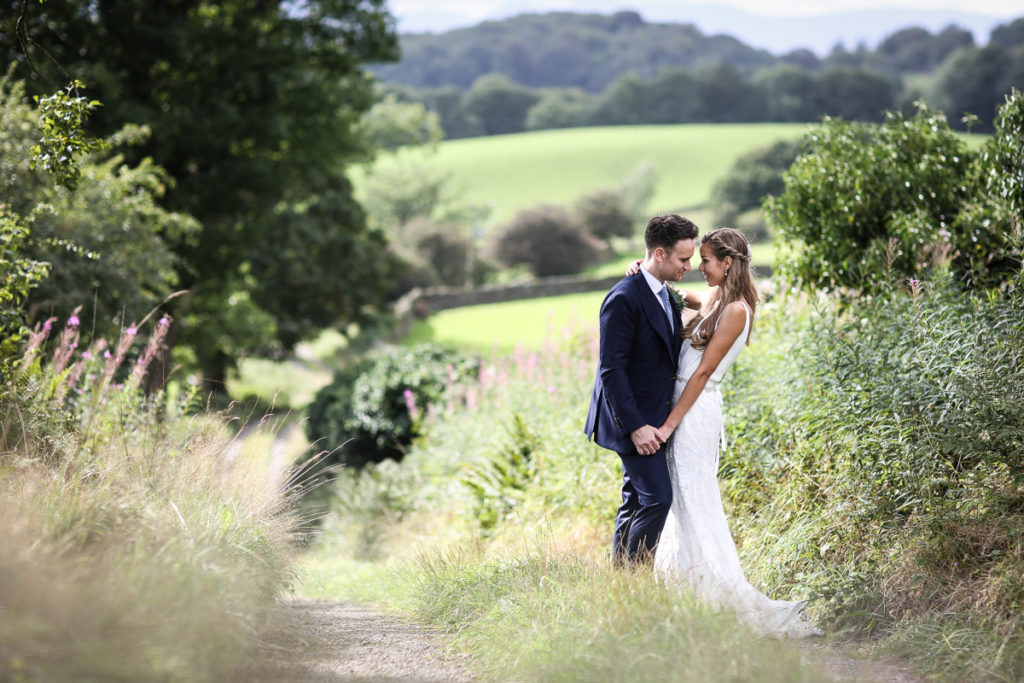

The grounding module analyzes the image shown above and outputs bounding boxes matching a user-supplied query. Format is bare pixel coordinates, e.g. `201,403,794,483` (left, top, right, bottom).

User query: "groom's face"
655,238,695,282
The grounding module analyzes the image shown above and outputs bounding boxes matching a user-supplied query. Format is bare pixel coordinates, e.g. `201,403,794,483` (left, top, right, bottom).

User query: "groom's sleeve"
599,289,645,435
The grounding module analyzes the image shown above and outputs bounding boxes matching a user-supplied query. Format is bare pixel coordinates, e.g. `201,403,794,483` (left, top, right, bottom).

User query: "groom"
584,214,697,565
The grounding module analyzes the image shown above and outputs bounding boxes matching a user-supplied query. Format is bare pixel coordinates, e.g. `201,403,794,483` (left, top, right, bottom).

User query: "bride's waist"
674,375,720,393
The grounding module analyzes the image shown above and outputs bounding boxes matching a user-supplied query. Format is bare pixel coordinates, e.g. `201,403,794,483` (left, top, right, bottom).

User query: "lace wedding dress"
653,303,821,639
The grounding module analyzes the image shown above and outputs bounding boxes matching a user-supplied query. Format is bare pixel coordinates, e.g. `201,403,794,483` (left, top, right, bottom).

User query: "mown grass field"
404,281,713,355
352,123,811,226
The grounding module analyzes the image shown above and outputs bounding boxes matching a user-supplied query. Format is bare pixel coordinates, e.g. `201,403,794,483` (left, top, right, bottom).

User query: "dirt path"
241,598,925,683
800,640,924,683
242,599,475,682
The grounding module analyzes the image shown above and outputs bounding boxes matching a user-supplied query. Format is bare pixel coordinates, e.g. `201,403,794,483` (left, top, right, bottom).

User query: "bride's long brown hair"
682,227,759,349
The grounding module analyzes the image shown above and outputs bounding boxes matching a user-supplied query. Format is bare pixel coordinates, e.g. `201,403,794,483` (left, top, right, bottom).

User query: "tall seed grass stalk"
1,312,301,681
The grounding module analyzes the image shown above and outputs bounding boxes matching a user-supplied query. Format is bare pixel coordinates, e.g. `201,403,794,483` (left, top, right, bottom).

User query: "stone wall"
391,266,772,340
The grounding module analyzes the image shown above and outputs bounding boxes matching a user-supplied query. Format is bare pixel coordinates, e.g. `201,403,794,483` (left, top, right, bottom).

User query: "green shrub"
0,208,48,376
305,343,480,469
720,271,1024,679
769,94,1023,295
491,205,598,277
711,138,801,227
575,187,635,241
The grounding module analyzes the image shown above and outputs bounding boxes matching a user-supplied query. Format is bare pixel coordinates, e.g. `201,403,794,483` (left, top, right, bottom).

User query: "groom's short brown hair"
645,214,698,253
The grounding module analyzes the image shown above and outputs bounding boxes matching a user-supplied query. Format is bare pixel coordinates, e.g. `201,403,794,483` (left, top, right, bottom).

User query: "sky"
388,0,1023,54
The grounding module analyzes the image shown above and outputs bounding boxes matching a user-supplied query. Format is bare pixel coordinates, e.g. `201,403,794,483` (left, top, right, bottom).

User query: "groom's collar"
639,263,665,297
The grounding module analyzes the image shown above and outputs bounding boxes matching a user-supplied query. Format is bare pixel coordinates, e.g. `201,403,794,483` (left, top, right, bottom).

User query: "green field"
405,282,712,355
354,123,811,226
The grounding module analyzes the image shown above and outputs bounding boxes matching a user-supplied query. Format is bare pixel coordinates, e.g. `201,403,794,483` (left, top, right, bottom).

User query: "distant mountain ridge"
394,5,1013,56
371,11,778,92
371,9,1018,92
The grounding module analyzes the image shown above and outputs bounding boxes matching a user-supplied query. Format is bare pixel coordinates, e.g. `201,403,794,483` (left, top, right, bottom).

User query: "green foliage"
305,344,480,469
0,207,49,374
575,187,635,241
461,413,538,532
371,12,776,92
771,95,1023,295
1,73,194,346
770,104,968,294
358,92,443,152
491,205,598,277
461,73,541,136
721,277,1024,678
29,80,106,191
0,314,297,681
711,138,802,227
6,0,400,387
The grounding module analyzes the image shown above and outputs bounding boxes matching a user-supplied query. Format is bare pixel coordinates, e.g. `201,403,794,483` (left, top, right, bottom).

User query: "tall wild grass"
0,312,299,681
723,270,1024,680
310,263,1024,680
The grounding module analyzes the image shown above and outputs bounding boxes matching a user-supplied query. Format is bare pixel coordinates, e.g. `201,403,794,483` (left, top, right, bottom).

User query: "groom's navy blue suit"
584,271,683,563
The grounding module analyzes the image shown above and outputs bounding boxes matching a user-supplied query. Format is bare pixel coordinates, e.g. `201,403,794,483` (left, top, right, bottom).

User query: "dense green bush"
491,205,598,277
721,271,1024,678
305,344,480,469
770,93,1023,295
575,188,635,242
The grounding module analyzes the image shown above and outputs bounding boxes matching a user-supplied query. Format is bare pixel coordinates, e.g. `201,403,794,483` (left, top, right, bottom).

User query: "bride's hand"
625,259,642,276
656,425,673,443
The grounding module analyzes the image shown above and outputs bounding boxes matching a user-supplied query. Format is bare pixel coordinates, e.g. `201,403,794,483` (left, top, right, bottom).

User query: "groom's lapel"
632,277,674,358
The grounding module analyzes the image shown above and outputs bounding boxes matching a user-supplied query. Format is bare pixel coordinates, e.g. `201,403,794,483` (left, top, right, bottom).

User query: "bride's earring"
725,267,730,278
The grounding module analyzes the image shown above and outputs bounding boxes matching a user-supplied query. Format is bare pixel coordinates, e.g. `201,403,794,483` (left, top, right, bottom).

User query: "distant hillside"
369,11,776,92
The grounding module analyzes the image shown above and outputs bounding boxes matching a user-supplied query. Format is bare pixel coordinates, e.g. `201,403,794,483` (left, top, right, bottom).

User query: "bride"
629,227,820,639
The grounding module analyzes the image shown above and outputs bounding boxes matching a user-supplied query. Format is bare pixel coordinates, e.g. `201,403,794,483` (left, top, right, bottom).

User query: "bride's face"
697,243,730,287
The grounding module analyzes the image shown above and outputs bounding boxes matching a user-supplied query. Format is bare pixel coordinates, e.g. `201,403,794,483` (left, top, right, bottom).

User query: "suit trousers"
613,448,673,565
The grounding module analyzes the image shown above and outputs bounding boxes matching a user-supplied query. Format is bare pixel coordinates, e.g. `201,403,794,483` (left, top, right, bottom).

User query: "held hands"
655,424,674,444
631,424,665,456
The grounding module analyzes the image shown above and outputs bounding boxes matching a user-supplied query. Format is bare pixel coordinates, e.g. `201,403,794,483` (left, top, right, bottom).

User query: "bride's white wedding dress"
653,303,821,639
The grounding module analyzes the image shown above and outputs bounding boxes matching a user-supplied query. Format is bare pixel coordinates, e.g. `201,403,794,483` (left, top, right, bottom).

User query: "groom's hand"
631,425,664,456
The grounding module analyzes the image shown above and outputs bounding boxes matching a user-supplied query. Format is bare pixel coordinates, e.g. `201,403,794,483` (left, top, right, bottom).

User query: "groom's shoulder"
601,274,641,313
609,273,641,297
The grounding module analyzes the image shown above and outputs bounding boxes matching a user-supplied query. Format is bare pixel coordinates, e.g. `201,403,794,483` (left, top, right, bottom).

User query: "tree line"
1,0,398,391
372,12,1024,136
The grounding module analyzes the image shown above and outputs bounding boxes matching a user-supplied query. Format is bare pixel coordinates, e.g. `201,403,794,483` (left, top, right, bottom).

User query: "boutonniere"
666,284,685,309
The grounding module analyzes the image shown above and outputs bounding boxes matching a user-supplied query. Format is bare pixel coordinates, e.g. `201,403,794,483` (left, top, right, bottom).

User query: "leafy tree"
4,0,400,390
1,74,189,352
0,207,48,374
990,17,1024,48
576,189,635,242
752,66,818,122
696,64,762,122
811,66,895,122
769,96,1023,295
712,139,802,224
875,26,972,73
590,73,649,125
357,92,443,152
646,68,703,123
934,44,1024,130
491,206,598,277
525,88,594,130
462,73,540,136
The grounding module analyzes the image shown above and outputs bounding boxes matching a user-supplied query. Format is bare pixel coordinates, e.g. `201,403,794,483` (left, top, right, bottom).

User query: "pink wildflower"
127,326,138,337
67,315,80,327
403,389,419,419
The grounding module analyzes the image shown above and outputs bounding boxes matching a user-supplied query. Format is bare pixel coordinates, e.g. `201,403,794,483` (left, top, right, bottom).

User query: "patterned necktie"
658,286,674,333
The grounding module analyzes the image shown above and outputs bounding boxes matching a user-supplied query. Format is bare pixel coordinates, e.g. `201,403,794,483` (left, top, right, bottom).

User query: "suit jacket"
584,273,683,454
